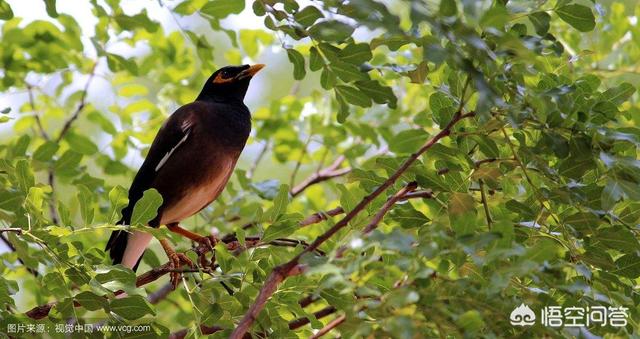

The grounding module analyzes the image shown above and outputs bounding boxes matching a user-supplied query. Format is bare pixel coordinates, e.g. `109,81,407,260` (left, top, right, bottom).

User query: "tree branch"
310,314,346,339
362,182,417,234
290,155,351,197
230,111,475,338
26,84,50,140
247,141,270,179
289,305,337,330
56,62,98,142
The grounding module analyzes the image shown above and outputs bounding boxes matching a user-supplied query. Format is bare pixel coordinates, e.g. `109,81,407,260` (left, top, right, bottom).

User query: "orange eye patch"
212,72,235,84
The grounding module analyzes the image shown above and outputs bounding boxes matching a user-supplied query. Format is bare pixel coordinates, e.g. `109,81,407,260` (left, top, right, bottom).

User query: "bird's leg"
159,238,194,289
166,223,217,251
166,223,217,267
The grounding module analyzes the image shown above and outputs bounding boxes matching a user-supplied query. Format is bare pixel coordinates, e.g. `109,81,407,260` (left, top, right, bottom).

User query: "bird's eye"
222,71,230,78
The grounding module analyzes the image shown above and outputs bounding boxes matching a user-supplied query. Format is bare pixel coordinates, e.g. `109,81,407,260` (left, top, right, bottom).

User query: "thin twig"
230,111,476,338
479,179,492,228
0,228,23,234
289,136,311,189
362,182,417,234
247,141,270,179
290,155,351,197
26,84,50,140
46,62,98,224
56,62,98,142
0,233,38,276
289,305,337,330
310,314,346,338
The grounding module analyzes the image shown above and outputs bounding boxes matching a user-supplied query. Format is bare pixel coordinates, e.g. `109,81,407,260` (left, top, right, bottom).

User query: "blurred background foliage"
0,0,640,337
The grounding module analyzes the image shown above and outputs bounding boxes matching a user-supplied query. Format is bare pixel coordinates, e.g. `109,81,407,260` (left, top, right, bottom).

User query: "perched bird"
106,64,264,287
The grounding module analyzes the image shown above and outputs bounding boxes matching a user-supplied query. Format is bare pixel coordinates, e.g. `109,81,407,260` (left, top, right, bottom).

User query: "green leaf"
457,310,485,332
430,92,456,128
338,43,372,65
614,254,640,279
65,132,98,155
389,129,426,154
563,212,599,234
130,189,163,226
601,82,636,106
594,227,640,254
286,48,306,80
77,184,95,225
266,184,289,221
348,168,385,191
43,272,67,298
555,4,595,32
201,0,244,18
407,61,428,84
529,12,550,35
355,80,397,108
309,46,324,71
320,67,336,90
75,291,107,311
109,295,155,320
94,265,137,294
308,20,354,42
33,141,59,162
439,0,457,16
54,150,83,174
262,213,301,243
335,85,371,107
525,238,558,262
294,6,323,26
106,53,139,75
480,6,508,29
448,192,477,235
330,61,369,82
43,0,58,17
601,180,623,210
0,277,17,307
108,185,129,224
15,160,35,192
252,179,280,200
389,204,430,228
0,0,13,20
114,10,159,33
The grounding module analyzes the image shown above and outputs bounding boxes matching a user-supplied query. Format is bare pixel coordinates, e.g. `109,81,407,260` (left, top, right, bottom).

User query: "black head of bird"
197,64,265,103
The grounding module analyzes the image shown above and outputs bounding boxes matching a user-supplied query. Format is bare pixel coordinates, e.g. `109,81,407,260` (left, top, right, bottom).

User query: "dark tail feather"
105,230,144,272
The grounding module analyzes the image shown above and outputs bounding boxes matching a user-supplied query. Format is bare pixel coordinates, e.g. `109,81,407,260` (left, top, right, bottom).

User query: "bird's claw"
194,235,218,267
168,252,194,289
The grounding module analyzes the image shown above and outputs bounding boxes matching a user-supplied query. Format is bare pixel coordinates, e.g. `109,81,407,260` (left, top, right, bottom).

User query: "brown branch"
26,84,50,140
56,62,98,142
44,62,98,224
22,184,436,320
230,111,476,338
362,182,417,234
169,324,225,339
479,179,492,228
290,155,351,197
247,141,270,179
289,136,311,189
0,233,39,277
298,294,319,308
310,314,346,339
0,228,23,234
289,305,337,330
147,283,174,305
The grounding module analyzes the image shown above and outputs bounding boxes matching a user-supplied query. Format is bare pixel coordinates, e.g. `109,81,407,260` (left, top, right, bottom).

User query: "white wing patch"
155,131,190,172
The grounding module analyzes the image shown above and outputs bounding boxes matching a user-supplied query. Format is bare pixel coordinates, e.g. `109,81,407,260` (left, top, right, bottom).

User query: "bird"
106,64,264,288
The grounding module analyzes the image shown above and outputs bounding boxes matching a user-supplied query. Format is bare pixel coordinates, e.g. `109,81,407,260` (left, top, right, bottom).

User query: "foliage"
0,0,639,338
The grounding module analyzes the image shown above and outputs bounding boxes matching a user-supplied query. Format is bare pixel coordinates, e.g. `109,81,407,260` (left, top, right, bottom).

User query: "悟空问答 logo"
510,303,536,326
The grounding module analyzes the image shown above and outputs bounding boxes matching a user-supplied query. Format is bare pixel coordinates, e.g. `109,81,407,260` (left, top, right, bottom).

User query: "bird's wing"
117,104,197,226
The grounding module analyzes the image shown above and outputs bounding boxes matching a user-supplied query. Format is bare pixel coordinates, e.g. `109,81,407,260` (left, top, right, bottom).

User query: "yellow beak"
237,64,266,79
